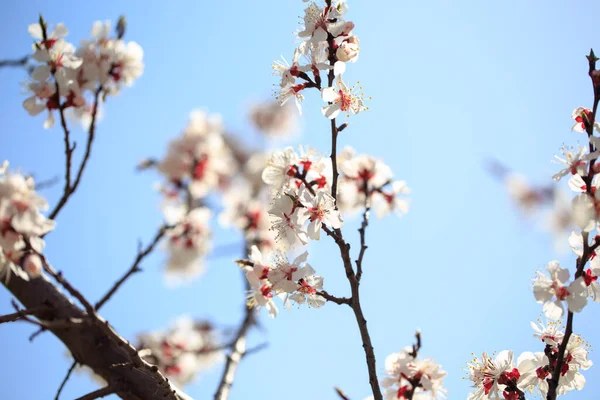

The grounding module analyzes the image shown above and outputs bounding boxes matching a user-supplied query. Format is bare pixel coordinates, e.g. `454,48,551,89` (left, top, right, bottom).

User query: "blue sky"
1,0,600,399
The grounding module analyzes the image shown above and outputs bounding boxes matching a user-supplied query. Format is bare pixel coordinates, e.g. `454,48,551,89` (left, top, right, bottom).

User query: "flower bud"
336,37,360,63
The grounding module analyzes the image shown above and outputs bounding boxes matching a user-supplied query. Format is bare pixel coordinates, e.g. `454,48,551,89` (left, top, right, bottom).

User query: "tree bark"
4,273,192,400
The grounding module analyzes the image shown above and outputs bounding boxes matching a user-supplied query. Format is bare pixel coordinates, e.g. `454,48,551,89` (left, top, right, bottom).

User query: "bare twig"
95,225,169,310
355,189,370,281
32,246,96,316
335,387,351,400
0,303,48,324
317,290,351,305
34,175,61,191
245,341,269,356
0,55,29,68
55,361,77,400
29,326,46,342
48,86,102,221
74,386,116,400
213,276,255,400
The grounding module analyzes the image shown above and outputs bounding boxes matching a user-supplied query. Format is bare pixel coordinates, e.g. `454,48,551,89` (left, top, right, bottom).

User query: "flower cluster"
0,161,54,281
162,206,212,285
137,316,224,387
23,16,143,129
156,110,237,200
467,322,592,399
273,0,367,117
149,110,242,281
262,146,342,245
381,346,447,399
337,146,410,218
240,245,325,318
219,153,278,255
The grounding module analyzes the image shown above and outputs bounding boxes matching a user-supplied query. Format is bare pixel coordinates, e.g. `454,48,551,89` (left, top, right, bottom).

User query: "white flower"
296,188,343,240
383,347,447,399
268,194,308,246
372,180,411,218
321,76,368,119
466,350,517,400
0,163,54,281
533,260,588,319
163,206,212,285
288,274,326,308
29,21,82,70
137,316,223,387
276,83,305,115
261,147,299,193
571,107,600,133
552,146,588,181
245,270,278,318
530,319,564,347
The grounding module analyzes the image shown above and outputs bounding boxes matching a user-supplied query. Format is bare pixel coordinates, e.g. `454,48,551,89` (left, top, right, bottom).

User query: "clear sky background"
1,0,600,399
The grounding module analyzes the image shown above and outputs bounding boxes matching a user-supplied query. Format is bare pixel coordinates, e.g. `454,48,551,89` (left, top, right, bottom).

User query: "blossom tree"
0,2,598,400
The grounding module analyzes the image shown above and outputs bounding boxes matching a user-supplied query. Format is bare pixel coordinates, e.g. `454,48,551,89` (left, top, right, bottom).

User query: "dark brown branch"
95,225,169,310
318,18,382,398
74,386,116,400
0,303,49,324
29,326,46,341
34,247,96,316
334,387,351,400
48,86,103,221
355,188,370,281
317,290,351,305
3,271,187,400
55,361,77,400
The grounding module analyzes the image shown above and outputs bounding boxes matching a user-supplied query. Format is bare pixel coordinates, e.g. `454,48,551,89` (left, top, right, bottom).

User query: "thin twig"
29,326,46,342
317,290,351,305
0,304,48,324
55,361,77,400
95,225,169,310
335,387,351,400
355,185,370,281
213,276,255,400
74,386,116,400
245,342,269,356
24,238,96,316
0,55,29,68
48,86,102,221
34,175,61,191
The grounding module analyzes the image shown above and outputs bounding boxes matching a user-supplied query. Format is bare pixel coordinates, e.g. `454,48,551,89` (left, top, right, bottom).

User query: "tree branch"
335,387,351,400
317,290,351,305
48,86,103,221
546,50,600,400
0,303,49,324
55,361,77,400
355,190,370,281
320,16,383,398
95,225,169,310
3,271,189,400
213,275,255,400
74,386,116,400
0,55,29,68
